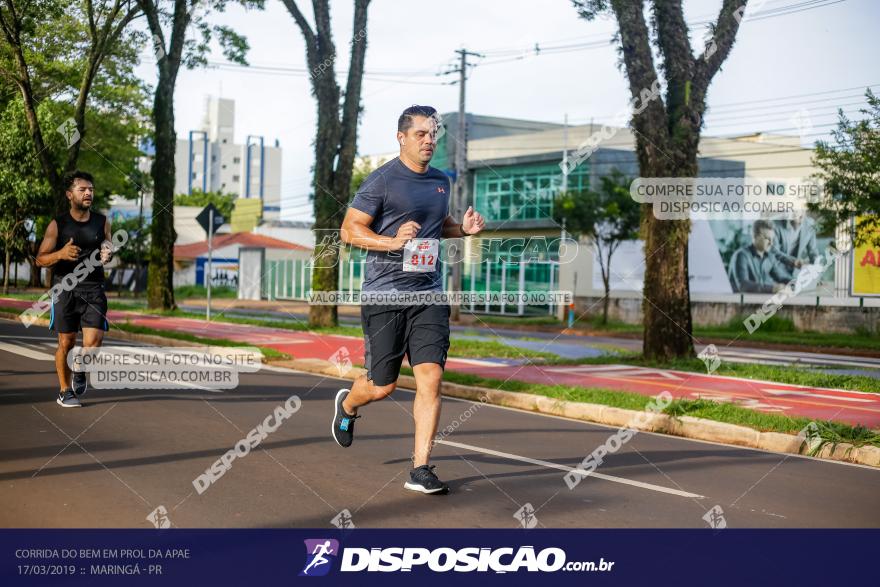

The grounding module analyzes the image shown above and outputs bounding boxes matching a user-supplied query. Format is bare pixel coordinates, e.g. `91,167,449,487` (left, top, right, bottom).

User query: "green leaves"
174,189,235,220
552,168,641,245
809,89,880,246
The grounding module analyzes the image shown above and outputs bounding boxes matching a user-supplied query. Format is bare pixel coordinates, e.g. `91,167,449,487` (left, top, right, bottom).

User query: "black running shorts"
361,303,450,386
50,286,109,333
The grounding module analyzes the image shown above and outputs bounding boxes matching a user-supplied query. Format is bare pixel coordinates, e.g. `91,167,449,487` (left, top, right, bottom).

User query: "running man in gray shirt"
330,105,486,495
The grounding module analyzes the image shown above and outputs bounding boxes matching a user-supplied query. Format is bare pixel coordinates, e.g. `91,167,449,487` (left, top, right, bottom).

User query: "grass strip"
412,368,880,448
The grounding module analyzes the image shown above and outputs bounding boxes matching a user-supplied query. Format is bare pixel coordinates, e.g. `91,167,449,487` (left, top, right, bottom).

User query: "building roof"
463,121,815,177
174,232,311,259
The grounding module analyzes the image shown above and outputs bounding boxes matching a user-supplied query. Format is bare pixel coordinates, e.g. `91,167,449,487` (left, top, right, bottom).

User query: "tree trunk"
146,73,177,310
638,147,697,359
3,247,10,294
28,241,40,287
602,274,611,325
308,74,343,328
641,210,693,358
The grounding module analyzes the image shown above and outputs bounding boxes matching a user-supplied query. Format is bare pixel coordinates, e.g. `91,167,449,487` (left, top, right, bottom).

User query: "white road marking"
764,389,877,403
545,364,684,380
436,439,705,499
0,341,54,361
717,348,880,370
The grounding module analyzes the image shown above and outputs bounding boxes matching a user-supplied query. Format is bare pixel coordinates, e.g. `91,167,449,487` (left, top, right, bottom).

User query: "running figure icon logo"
300,539,340,577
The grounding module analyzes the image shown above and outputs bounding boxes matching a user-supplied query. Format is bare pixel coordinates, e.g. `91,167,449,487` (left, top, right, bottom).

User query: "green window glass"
474,162,589,222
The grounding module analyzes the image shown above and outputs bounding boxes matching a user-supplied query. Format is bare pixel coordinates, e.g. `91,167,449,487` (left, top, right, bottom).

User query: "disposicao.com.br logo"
300,539,340,577
300,542,613,575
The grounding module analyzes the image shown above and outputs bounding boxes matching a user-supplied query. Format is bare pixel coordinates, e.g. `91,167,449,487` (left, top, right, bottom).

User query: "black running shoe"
72,372,88,397
331,389,360,447
56,389,81,408
404,465,449,495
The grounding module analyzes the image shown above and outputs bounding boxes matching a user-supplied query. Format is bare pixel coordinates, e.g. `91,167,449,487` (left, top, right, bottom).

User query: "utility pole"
206,208,213,321
441,48,482,322
562,113,569,193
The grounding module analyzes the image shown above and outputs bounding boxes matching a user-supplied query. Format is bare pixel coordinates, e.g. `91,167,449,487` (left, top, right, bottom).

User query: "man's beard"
74,200,91,211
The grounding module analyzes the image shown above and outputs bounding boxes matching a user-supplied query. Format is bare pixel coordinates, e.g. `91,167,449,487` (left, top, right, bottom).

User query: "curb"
271,357,880,469
3,310,877,468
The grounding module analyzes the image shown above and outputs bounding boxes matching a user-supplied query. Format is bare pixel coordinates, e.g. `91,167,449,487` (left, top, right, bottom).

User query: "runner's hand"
462,206,485,235
393,221,421,250
100,240,113,264
60,238,80,261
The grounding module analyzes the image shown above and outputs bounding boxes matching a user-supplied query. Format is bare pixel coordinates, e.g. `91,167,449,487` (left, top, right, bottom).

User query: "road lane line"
436,439,705,499
0,341,54,361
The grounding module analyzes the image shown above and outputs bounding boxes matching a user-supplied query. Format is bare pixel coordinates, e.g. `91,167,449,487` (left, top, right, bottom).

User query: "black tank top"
53,211,106,285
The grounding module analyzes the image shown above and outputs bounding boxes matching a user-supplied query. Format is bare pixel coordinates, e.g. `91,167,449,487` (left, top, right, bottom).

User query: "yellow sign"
852,215,880,296
230,198,262,233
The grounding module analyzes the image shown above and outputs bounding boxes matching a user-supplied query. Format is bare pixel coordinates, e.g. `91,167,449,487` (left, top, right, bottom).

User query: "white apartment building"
174,97,283,220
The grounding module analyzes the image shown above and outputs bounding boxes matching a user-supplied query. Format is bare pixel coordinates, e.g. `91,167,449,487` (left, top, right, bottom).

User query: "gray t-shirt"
349,157,451,292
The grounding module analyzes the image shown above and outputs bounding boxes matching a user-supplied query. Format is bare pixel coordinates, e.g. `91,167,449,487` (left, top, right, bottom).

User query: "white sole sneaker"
56,397,81,408
404,481,447,494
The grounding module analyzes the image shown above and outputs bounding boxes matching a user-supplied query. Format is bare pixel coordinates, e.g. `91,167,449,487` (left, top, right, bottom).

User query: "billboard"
595,212,837,296
851,215,880,297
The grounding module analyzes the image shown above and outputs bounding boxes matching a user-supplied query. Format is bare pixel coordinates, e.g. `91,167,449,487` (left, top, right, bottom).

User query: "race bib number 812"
403,238,439,273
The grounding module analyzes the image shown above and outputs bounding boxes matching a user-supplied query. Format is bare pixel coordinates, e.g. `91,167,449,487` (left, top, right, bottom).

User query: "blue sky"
133,0,880,220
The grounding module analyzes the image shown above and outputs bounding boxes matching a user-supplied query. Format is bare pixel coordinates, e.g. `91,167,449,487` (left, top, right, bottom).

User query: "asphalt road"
1,317,878,529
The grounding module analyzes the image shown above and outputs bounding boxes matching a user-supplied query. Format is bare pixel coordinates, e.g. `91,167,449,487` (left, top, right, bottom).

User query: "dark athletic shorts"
361,303,450,386
50,286,109,333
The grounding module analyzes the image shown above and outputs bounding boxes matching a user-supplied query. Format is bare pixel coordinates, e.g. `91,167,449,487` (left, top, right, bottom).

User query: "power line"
704,103,866,125
472,0,849,63
708,84,878,109
550,86,875,130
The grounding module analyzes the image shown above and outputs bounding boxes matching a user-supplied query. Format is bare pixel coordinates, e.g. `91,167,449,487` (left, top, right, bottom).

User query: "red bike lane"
118,312,880,429
4,298,878,429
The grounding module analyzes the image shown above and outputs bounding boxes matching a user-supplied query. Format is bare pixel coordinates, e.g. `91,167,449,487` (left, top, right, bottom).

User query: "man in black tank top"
36,170,114,408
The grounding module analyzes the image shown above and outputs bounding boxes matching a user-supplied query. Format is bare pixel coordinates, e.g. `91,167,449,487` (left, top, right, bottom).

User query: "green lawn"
407,368,880,448
174,285,238,299
586,315,880,352
448,338,557,360
549,352,880,394
474,315,566,327
480,312,880,352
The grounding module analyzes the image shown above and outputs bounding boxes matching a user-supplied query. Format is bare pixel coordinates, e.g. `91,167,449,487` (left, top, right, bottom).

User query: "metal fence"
262,256,560,316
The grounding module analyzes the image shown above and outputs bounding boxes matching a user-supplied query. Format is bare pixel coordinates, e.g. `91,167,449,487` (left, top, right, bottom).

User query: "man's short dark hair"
398,105,438,133
752,219,774,237
63,170,94,192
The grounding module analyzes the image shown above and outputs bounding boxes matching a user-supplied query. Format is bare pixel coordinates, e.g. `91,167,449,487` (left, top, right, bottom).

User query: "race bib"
403,238,439,273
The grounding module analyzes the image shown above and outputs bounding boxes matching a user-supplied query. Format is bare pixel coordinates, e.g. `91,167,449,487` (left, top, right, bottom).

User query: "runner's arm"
102,218,114,263
341,207,416,252
35,220,65,267
441,215,467,238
